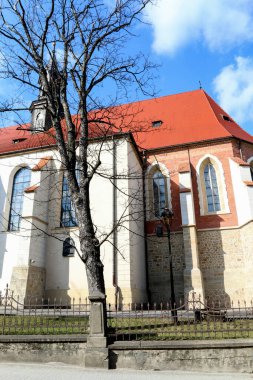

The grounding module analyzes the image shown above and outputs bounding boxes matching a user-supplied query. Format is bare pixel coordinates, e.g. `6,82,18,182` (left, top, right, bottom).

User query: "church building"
0,89,253,307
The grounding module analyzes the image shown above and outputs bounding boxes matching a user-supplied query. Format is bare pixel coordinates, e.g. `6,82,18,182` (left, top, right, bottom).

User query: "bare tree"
0,0,154,298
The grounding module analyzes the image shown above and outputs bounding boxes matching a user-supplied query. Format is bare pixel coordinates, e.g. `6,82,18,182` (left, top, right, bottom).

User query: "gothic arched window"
8,167,31,231
203,163,221,212
153,171,166,217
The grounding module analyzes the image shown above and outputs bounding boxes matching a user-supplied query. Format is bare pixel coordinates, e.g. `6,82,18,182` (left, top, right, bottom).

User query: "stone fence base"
109,340,253,372
1,336,253,373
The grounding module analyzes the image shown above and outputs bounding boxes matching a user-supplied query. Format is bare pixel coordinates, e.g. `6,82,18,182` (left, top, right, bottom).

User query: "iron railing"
2,285,253,341
0,286,90,335
107,298,253,341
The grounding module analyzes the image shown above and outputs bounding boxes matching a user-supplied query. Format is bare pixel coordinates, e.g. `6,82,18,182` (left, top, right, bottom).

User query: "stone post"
178,168,205,305
85,294,108,369
183,225,204,304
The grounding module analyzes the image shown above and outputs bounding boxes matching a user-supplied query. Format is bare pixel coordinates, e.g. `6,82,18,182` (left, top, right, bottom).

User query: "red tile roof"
24,185,39,193
130,90,253,150
0,89,252,155
178,162,191,173
32,156,52,171
230,157,250,166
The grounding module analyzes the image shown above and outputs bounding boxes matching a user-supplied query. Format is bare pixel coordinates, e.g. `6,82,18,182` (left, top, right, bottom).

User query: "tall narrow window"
153,172,166,217
204,163,221,212
8,167,31,231
61,175,77,227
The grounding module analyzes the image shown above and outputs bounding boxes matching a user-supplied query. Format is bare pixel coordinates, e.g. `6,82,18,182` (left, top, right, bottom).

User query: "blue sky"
1,0,253,136
141,0,253,135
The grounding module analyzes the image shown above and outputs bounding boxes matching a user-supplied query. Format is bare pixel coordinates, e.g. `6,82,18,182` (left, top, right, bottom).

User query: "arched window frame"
146,162,172,220
8,167,31,231
196,154,230,215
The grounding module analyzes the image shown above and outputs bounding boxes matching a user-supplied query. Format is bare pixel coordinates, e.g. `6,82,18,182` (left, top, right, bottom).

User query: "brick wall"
146,139,240,232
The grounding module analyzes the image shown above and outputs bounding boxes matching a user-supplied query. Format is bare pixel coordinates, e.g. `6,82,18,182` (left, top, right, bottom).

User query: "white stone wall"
229,159,253,225
0,137,146,304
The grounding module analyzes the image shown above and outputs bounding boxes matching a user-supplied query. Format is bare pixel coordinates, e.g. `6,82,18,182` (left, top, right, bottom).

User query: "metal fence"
107,299,253,341
0,286,90,335
2,285,253,341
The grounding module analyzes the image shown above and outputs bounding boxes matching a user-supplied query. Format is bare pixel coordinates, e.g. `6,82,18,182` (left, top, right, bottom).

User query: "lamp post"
156,208,177,323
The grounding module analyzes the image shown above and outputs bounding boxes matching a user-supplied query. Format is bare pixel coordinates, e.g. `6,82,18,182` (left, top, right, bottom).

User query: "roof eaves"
142,136,233,155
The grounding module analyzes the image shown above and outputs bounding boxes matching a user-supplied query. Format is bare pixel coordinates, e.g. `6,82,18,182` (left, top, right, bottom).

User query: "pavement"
0,362,253,380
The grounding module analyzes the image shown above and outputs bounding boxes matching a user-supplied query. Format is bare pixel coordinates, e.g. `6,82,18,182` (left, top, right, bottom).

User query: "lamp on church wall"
155,207,177,323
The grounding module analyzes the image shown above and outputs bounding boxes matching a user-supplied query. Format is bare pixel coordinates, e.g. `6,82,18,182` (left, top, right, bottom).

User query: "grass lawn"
0,315,89,335
1,314,253,340
107,317,253,340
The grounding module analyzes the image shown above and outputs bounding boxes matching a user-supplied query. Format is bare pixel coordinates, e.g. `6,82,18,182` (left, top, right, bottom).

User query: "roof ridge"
104,89,204,110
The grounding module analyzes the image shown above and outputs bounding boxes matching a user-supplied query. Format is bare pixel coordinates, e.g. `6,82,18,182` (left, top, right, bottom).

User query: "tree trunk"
80,232,105,297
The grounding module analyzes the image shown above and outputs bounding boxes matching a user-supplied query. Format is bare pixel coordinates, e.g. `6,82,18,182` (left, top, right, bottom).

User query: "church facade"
0,89,253,306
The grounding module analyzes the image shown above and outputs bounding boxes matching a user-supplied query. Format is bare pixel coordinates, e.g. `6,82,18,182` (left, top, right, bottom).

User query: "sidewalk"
0,362,252,380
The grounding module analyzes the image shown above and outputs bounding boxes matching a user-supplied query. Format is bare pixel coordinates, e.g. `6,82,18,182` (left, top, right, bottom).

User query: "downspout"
142,150,151,303
112,136,119,308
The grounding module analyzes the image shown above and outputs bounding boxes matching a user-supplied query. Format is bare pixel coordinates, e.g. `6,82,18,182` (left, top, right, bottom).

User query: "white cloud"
145,0,253,55
213,56,253,124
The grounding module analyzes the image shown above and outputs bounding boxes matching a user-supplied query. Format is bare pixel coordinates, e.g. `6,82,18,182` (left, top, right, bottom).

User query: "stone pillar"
178,168,204,304
85,294,108,369
183,225,204,303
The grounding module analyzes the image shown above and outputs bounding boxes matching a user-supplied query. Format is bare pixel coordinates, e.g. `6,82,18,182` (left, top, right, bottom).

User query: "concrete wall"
0,336,87,366
109,340,253,372
1,336,253,373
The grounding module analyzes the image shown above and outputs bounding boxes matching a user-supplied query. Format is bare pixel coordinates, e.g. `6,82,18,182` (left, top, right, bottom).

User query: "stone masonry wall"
148,223,253,306
147,232,185,304
198,226,251,305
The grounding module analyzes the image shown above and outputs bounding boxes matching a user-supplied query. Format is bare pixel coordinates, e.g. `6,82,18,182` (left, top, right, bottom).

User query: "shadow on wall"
146,171,232,308
41,160,71,305
198,227,235,308
146,174,185,306
43,234,72,306
190,163,231,307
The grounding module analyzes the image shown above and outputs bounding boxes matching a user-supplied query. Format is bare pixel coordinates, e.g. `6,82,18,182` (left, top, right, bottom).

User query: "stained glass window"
153,171,166,217
8,167,31,231
204,163,221,212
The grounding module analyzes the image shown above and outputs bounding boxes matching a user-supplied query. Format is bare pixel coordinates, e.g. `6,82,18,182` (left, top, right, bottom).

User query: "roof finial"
199,80,202,90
